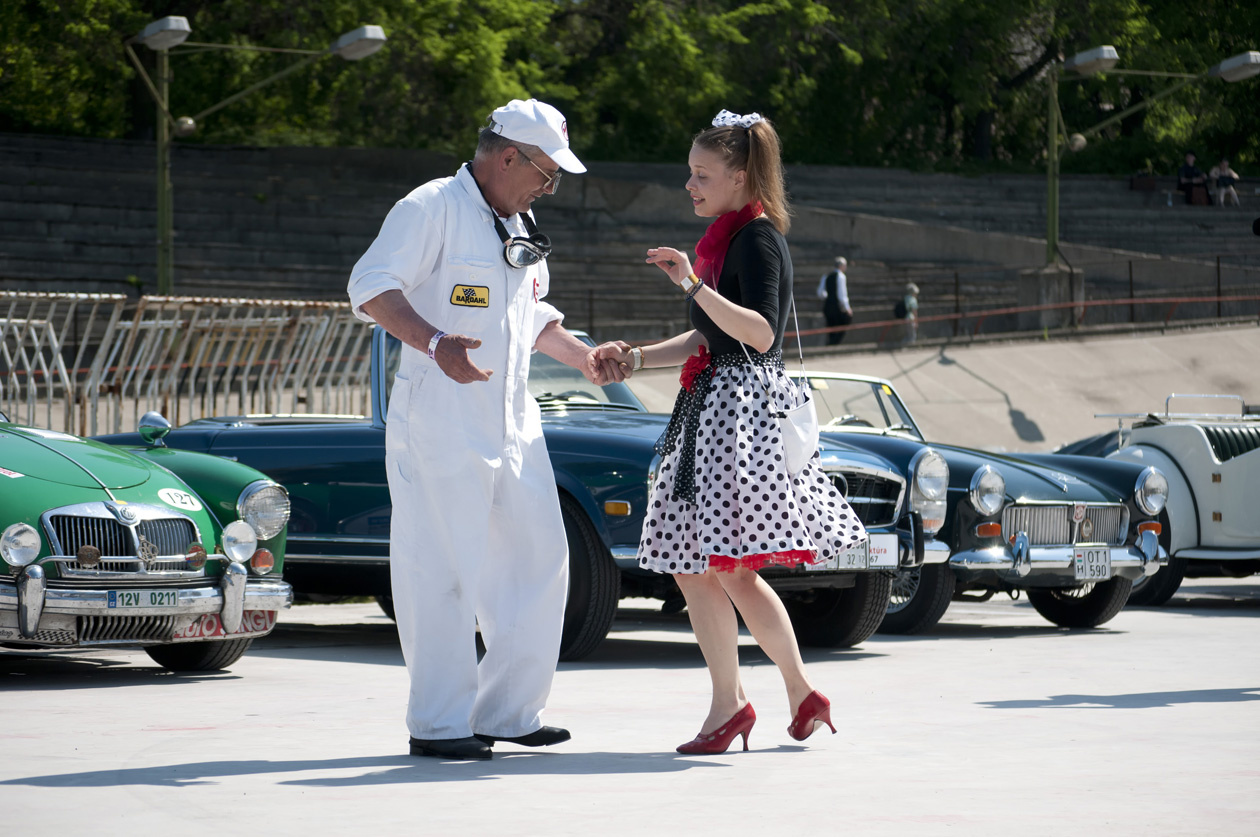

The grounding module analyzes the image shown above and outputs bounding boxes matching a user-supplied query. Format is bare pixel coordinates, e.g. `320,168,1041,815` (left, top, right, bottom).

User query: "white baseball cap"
489,99,586,174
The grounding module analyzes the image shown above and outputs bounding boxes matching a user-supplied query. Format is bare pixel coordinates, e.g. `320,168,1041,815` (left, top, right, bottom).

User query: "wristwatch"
630,346,644,372
679,273,701,294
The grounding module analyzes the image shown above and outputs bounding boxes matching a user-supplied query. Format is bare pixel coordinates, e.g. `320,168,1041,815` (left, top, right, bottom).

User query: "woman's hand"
645,247,693,286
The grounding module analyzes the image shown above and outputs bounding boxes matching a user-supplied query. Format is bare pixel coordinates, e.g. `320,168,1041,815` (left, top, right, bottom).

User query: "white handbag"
740,295,819,476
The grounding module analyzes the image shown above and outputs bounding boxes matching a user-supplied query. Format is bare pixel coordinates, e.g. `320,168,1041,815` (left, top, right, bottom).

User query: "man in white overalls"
348,100,621,760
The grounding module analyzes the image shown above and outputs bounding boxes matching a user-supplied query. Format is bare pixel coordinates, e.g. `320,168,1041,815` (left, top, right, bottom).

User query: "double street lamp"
1044,45,1259,266
125,16,387,294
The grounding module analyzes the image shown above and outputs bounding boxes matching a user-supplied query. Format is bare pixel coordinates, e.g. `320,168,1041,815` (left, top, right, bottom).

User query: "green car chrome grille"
48,514,198,573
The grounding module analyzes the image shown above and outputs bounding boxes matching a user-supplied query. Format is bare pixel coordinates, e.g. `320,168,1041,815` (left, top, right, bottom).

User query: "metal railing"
1,293,373,436
1,293,127,433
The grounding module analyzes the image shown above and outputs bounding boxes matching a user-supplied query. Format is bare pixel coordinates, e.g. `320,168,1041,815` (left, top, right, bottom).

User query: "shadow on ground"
0,743,814,788
978,686,1260,710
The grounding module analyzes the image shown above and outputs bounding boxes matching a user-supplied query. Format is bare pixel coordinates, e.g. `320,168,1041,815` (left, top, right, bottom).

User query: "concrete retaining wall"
3,133,1256,345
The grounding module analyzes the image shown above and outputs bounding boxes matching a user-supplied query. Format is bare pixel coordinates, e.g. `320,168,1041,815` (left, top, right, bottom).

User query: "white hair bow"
712,109,763,129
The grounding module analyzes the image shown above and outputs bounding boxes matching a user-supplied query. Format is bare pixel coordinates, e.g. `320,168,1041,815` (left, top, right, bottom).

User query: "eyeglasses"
517,149,562,194
493,211,553,269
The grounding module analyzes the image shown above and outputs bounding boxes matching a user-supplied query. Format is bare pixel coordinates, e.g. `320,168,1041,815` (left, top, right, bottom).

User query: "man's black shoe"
409,736,492,760
474,726,571,747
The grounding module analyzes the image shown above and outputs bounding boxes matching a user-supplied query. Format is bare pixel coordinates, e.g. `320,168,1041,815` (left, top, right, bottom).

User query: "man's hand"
435,334,493,383
583,341,632,385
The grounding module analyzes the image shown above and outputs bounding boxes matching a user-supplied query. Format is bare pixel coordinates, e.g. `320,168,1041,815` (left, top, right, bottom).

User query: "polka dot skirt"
638,362,868,574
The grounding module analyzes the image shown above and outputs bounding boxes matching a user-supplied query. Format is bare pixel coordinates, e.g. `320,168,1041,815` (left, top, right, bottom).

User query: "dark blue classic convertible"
794,373,1170,634
99,330,948,660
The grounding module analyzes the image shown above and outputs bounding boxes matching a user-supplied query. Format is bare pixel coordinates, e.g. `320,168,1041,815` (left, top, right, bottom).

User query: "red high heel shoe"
676,703,756,754
788,690,836,741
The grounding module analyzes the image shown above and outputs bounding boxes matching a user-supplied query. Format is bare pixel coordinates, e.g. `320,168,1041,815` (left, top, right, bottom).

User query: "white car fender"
1105,444,1196,555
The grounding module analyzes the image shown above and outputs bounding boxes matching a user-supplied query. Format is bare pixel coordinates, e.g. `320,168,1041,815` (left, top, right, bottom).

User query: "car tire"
1127,557,1187,606
787,572,893,648
878,563,956,634
558,494,620,662
144,638,254,671
1026,577,1133,628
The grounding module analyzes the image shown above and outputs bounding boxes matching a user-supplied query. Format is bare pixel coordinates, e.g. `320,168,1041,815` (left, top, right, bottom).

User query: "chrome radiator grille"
47,507,200,575
1001,504,1125,546
832,471,902,528
49,515,131,558
138,518,198,556
78,615,177,643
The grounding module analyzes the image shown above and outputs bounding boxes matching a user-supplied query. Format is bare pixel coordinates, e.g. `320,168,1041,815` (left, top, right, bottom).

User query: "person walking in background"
816,256,852,345
348,99,625,762
1209,158,1241,208
898,282,919,344
598,110,867,755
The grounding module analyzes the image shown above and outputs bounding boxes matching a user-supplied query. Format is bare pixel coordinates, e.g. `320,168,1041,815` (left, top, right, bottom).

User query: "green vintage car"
0,411,292,671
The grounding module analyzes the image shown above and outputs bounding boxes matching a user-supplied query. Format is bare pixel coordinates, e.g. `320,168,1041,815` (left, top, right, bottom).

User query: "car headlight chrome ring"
911,448,949,500
1,522,42,568
968,465,1006,516
236,480,290,540
221,520,258,564
1135,466,1169,516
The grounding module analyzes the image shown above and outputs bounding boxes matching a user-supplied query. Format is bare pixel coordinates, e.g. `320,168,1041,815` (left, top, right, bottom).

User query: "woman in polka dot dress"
604,111,868,754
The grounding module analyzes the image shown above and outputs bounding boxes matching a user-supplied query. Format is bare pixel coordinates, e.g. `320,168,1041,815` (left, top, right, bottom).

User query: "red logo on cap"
561,120,568,141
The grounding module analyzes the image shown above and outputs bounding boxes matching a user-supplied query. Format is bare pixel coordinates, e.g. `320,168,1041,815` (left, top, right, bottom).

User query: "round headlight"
968,465,1006,516
1135,466,1168,516
912,448,949,500
222,520,258,564
237,481,290,540
1,522,42,568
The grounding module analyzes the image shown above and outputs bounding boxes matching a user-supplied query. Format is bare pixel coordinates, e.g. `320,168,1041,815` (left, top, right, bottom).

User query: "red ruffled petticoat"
708,549,818,572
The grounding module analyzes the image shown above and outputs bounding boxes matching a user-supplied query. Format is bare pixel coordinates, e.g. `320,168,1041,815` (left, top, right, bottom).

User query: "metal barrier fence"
1,292,127,433
1,293,373,436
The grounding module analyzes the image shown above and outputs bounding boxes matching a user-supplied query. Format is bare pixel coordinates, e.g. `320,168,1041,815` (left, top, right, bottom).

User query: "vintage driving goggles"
494,212,552,269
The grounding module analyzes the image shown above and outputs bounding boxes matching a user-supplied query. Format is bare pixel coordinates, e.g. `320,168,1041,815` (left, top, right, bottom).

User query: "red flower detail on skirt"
679,346,712,392
708,549,817,572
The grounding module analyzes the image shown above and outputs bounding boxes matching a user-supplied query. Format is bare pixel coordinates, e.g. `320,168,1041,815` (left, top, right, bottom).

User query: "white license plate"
107,589,180,609
1073,547,1111,581
868,533,899,568
808,540,869,571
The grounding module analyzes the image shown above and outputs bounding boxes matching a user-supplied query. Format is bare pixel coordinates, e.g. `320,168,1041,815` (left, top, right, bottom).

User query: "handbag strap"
738,293,806,416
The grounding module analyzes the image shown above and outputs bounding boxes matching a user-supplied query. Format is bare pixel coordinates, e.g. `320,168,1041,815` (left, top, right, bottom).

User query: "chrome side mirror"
138,411,172,447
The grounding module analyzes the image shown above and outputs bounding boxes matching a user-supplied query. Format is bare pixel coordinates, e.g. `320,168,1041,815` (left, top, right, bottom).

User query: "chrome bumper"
921,539,951,564
0,566,292,644
949,530,1165,581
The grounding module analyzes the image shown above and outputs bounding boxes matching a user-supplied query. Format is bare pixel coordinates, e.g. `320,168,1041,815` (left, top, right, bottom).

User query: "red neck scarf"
693,201,764,287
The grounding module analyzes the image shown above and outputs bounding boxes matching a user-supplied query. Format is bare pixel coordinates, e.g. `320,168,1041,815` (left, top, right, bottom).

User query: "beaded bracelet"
684,282,703,301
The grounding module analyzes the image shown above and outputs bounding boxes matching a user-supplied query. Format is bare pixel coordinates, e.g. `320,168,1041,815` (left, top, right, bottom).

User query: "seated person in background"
1208,158,1241,208
1177,151,1207,204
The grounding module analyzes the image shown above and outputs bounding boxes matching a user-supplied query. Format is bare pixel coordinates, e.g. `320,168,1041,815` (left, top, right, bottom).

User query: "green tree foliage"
0,0,147,135
1,0,1255,172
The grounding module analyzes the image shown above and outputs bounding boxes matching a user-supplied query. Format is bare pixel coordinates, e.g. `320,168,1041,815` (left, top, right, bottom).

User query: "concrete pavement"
2,578,1257,836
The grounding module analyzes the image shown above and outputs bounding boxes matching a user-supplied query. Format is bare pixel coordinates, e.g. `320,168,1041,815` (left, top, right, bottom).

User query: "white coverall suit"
348,164,569,740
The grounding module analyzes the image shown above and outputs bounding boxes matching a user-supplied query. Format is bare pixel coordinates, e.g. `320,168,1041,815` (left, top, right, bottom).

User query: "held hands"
645,247,692,286
435,334,493,384
584,341,632,385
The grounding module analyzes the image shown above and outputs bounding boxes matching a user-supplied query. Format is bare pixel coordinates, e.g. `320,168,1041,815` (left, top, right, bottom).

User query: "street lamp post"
1044,46,1260,268
125,17,387,295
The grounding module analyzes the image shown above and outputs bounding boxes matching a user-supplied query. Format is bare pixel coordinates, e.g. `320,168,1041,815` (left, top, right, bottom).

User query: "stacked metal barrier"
0,293,373,436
